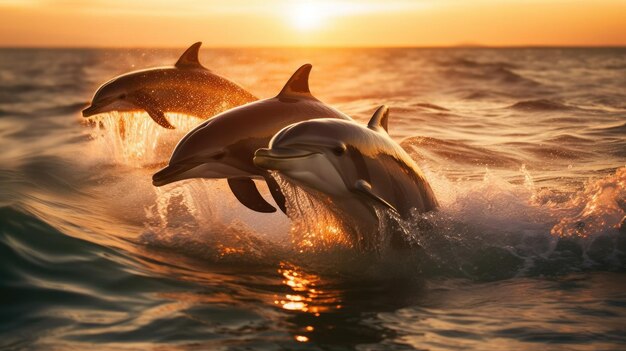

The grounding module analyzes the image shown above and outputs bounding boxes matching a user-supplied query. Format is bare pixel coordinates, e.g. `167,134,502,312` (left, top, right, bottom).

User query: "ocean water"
0,47,625,350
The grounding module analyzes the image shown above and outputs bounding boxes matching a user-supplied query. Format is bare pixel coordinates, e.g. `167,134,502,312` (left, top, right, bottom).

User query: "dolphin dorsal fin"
367,105,389,133
277,64,315,100
175,42,205,69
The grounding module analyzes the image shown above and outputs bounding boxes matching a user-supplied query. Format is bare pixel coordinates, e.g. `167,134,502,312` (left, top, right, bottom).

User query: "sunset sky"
0,0,624,47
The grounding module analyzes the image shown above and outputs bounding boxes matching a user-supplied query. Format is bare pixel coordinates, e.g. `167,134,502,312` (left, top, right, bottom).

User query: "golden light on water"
295,335,309,342
276,262,341,315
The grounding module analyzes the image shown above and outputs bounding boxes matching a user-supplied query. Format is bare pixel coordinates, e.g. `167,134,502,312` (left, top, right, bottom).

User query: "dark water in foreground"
0,47,625,350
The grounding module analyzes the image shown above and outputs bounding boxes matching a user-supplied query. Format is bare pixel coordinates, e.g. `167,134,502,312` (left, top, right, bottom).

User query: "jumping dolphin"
82,42,257,129
152,64,352,213
253,106,438,249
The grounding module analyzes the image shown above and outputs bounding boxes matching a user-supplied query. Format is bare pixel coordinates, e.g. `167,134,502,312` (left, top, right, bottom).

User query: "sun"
290,1,327,31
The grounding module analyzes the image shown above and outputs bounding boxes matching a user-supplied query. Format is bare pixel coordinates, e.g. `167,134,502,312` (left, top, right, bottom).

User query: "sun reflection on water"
276,262,341,316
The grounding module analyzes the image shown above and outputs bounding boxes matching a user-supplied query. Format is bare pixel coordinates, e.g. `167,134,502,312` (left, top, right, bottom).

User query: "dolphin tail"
227,177,277,213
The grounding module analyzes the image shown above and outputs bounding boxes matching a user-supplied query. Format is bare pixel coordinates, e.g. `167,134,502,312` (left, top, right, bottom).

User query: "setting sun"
290,1,327,31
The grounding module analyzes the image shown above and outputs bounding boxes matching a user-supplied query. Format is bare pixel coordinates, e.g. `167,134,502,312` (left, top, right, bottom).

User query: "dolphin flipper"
264,175,287,214
144,107,175,129
228,177,277,213
353,180,398,213
130,91,175,129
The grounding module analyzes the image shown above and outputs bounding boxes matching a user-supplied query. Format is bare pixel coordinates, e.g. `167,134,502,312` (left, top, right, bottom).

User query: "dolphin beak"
82,98,138,117
82,103,100,117
253,148,317,170
82,100,115,117
152,163,198,186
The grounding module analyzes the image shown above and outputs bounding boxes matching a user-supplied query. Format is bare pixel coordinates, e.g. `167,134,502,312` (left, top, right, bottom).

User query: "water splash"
272,173,353,252
145,180,215,230
427,165,626,241
430,166,551,234
550,166,626,238
133,161,625,274
140,179,287,263
85,112,203,166
407,165,626,277
271,173,423,254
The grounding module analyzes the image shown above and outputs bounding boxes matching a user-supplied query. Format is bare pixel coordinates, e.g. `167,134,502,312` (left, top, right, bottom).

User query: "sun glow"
286,1,413,33
287,0,376,32
289,1,327,31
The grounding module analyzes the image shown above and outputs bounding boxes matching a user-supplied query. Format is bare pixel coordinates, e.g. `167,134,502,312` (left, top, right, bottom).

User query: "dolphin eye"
119,93,127,99
333,145,346,156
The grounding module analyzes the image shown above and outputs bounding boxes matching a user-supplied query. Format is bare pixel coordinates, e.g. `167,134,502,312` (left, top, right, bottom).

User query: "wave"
409,166,626,279
587,121,626,136
508,99,574,111
413,102,449,111
0,205,265,348
0,154,90,208
0,109,19,118
441,66,539,87
0,83,82,104
463,90,511,100
546,134,595,144
33,102,88,116
400,136,522,168
515,143,594,160
438,58,518,70
0,206,156,348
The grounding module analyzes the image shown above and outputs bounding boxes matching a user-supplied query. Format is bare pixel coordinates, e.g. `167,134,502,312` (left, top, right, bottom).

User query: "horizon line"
1,44,625,50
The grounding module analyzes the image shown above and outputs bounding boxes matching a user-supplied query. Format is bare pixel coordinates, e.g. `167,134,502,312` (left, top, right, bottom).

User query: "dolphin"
82,42,257,129
253,106,438,249
152,64,353,214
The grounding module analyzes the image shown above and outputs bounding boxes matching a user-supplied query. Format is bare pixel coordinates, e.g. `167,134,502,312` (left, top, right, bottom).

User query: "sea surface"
0,47,625,350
